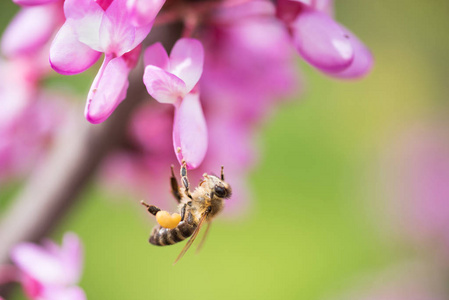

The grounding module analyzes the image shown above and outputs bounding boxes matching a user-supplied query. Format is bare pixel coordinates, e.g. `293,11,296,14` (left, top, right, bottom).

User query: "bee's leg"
170,165,181,203
180,201,194,222
221,165,225,181
180,161,193,199
140,201,161,216
180,203,186,221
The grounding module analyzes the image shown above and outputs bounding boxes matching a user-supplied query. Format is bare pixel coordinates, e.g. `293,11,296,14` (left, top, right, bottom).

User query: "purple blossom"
0,53,64,183
1,1,64,58
10,233,86,300
0,94,64,183
100,3,299,215
49,0,156,123
13,0,60,5
277,0,373,78
3,0,373,173
143,38,207,169
126,0,166,27
2,0,374,225
381,123,449,257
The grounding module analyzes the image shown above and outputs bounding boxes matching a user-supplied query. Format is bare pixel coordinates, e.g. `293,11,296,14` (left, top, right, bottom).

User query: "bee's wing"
195,222,211,254
174,208,210,264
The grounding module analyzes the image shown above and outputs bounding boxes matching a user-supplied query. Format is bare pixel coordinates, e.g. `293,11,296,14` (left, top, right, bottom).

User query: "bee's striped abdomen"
149,214,197,246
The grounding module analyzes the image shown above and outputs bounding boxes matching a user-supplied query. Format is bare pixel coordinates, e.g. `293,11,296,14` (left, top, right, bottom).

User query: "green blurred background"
2,1,449,299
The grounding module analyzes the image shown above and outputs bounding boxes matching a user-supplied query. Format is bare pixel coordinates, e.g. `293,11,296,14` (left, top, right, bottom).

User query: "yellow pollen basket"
156,211,181,229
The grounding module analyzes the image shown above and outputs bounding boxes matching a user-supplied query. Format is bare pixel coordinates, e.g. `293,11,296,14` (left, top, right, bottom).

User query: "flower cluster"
0,233,85,300
3,0,372,171
0,1,374,298
1,0,372,211
0,1,65,183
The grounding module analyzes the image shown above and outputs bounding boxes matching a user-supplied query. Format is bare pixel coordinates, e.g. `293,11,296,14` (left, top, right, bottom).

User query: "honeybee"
141,162,232,263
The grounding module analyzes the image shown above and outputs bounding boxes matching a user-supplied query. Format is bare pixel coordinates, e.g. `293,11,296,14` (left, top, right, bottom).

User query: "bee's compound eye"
214,186,227,198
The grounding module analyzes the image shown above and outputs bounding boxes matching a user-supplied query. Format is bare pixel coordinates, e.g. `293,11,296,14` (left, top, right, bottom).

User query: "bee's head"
201,166,232,199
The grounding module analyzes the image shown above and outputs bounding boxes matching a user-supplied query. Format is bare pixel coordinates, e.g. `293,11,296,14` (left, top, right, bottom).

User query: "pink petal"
132,22,154,51
64,0,104,51
50,22,101,75
1,5,60,58
99,0,135,56
21,274,43,299
173,93,208,169
41,239,60,256
11,243,66,285
143,42,169,69
169,38,204,92
126,0,165,27
122,44,142,69
290,9,354,72
143,65,187,104
129,22,154,49
13,0,59,5
313,0,334,15
276,0,305,24
0,61,32,128
85,55,130,124
64,0,102,19
100,0,153,56
60,233,83,285
327,29,373,79
276,0,333,23
96,0,113,10
44,286,86,300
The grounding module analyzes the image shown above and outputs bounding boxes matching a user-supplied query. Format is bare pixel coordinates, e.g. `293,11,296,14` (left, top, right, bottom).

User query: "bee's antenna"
141,200,161,216
221,165,225,181
140,200,150,208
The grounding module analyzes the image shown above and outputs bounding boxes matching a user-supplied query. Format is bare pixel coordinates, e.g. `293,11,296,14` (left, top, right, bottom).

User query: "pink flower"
0,59,34,130
197,1,300,214
277,0,373,78
100,2,300,215
1,1,64,58
381,122,449,258
0,54,65,183
49,0,156,123
10,232,86,300
126,0,166,27
85,45,141,124
0,94,65,183
201,1,299,122
143,38,207,169
13,0,60,5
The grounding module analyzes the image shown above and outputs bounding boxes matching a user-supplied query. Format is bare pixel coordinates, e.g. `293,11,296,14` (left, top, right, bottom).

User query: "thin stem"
182,9,199,38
